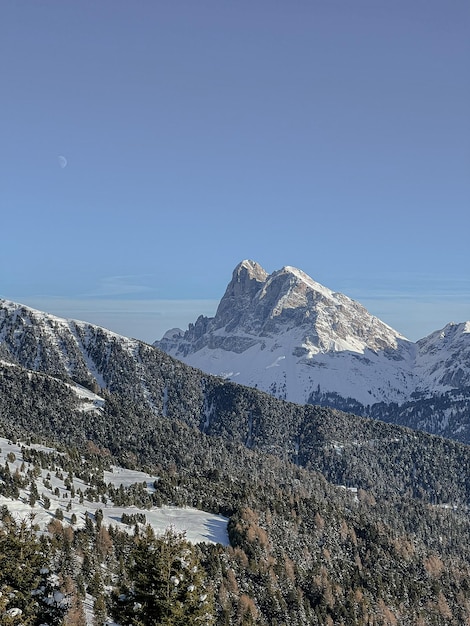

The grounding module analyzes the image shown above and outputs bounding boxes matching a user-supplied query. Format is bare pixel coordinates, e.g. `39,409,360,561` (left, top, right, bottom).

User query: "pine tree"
0,514,66,625
112,526,214,625
28,479,39,507
93,593,107,626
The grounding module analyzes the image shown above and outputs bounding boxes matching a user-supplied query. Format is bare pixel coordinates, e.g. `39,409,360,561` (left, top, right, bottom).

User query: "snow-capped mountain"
156,260,470,411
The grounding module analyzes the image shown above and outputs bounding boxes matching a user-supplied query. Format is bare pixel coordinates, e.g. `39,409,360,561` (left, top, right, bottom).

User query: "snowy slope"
0,437,228,546
414,322,470,391
0,298,137,389
156,260,470,408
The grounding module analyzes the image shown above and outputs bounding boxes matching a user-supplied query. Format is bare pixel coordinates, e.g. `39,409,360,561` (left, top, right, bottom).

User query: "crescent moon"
58,155,67,169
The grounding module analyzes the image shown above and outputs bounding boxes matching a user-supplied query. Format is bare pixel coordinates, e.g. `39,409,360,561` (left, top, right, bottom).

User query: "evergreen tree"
0,515,66,625
112,526,214,625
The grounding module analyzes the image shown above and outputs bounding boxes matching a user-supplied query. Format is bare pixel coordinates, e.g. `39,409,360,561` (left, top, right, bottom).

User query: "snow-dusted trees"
0,513,67,625
111,526,214,626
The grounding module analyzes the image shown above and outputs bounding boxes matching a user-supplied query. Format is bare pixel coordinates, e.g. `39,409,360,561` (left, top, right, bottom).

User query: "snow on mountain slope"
156,261,470,407
0,298,139,389
1,267,469,422
415,321,470,392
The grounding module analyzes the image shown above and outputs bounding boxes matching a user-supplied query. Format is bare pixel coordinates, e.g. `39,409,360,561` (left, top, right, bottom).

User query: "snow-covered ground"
68,382,105,410
178,326,416,406
0,437,229,546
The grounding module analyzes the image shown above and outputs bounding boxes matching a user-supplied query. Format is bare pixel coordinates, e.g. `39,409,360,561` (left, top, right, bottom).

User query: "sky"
1,1,469,343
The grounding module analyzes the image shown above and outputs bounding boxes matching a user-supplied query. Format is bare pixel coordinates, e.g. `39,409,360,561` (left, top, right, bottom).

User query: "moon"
58,155,67,169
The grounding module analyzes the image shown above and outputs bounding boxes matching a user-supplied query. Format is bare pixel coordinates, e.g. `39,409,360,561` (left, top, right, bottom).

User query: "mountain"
155,260,470,442
1,295,469,503
4,297,470,623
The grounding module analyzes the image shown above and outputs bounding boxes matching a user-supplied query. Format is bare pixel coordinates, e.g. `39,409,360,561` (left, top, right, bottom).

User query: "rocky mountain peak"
156,260,407,358
214,260,268,325
235,259,269,283
256,265,335,323
214,262,346,335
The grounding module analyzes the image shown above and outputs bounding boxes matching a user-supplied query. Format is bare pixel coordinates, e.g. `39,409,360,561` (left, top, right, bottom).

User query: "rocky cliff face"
156,260,414,405
159,260,407,354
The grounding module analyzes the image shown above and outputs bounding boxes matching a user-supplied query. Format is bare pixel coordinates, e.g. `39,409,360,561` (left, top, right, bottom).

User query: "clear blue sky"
1,1,469,342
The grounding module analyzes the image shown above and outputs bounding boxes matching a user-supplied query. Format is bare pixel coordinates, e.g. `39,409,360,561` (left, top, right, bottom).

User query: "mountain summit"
160,260,406,353
215,260,405,352
155,261,470,422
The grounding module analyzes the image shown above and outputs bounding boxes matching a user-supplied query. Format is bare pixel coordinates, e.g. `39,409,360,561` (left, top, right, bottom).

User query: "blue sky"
1,1,469,342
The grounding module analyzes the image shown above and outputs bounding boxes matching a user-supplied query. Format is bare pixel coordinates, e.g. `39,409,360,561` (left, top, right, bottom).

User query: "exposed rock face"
216,259,268,330
158,260,406,360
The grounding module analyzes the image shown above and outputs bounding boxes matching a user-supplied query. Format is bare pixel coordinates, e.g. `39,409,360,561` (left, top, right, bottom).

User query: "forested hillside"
2,359,470,624
1,358,470,508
